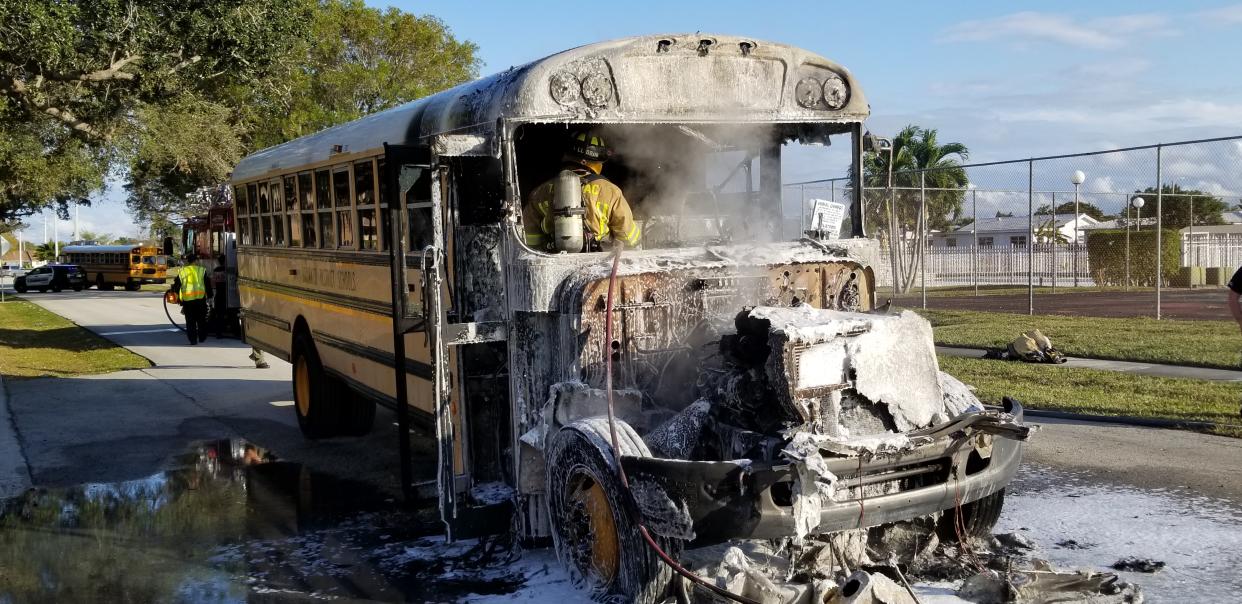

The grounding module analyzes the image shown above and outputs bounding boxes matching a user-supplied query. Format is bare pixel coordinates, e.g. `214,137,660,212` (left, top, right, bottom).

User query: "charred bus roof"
232,34,868,182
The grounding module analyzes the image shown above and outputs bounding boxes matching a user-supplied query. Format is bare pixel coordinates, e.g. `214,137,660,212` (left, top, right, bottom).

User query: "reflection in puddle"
0,440,530,603
1001,463,1242,603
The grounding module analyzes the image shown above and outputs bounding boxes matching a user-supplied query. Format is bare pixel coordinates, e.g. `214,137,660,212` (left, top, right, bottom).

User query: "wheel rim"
294,356,311,416
564,467,620,585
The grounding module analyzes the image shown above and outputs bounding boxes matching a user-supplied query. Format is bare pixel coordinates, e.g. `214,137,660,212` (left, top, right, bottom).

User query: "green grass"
0,298,151,378
877,284,1155,299
940,356,1242,437
918,308,1241,369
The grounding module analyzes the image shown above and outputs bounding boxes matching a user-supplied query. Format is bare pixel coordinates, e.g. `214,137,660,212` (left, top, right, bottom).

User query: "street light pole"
1071,170,1085,287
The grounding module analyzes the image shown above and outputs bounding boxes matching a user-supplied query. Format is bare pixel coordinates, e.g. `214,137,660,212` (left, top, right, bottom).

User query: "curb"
1023,408,1242,432
0,376,33,498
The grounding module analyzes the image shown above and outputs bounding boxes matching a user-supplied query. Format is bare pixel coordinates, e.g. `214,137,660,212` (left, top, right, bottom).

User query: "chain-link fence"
787,135,1242,320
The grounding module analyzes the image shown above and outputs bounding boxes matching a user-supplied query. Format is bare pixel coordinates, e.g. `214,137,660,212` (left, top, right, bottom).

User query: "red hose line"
602,246,761,604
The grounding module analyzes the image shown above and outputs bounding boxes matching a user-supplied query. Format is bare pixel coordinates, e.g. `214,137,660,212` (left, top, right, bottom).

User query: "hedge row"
1084,229,1179,286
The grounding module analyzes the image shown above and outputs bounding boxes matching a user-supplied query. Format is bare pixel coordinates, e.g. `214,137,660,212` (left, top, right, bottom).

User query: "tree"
0,0,312,225
863,125,969,292
246,0,480,148
1131,185,1227,230
77,230,113,244
124,0,481,223
112,236,139,245
32,241,66,262
1035,201,1107,221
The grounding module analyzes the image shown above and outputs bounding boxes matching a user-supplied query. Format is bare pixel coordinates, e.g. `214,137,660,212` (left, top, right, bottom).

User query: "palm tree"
863,125,969,293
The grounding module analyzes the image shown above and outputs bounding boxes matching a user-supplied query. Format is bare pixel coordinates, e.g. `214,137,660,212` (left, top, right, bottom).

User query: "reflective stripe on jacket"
179,265,207,302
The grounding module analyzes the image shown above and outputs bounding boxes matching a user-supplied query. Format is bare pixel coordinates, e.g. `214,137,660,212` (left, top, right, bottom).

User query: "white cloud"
940,11,1173,50
1196,4,1242,25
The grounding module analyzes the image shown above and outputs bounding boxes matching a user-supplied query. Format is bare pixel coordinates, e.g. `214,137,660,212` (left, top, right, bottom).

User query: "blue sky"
26,1,1242,241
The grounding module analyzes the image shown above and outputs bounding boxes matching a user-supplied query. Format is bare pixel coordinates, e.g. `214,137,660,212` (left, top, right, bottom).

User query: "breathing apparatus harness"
549,165,608,253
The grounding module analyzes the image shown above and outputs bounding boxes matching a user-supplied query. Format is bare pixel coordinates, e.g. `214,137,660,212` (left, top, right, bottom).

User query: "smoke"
600,123,793,247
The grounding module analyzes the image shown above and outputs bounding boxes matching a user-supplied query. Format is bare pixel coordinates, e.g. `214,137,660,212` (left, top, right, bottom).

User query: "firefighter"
172,253,212,345
523,129,641,251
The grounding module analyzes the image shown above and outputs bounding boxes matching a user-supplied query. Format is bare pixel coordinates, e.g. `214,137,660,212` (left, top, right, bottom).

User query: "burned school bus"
231,34,1029,602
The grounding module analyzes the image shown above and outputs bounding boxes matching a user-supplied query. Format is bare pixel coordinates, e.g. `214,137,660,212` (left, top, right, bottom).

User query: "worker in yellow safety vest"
172,253,213,345
522,129,641,252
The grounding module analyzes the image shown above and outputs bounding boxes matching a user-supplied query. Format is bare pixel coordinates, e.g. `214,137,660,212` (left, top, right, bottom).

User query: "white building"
931,213,1098,248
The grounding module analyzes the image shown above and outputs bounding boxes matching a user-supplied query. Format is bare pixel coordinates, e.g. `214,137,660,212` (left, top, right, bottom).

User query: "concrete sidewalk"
937,345,1242,382
0,377,32,498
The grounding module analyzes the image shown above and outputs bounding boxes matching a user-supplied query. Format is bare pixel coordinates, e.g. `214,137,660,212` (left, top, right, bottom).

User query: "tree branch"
43,54,141,82
0,74,108,141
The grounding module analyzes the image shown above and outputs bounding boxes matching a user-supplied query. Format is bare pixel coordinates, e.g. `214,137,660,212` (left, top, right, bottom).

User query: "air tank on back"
551,170,585,252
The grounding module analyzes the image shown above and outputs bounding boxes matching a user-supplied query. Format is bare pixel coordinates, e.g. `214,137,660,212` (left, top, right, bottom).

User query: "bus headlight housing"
822,73,848,109
550,71,581,105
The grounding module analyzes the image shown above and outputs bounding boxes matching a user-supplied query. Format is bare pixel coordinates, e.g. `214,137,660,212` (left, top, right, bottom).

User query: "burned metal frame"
621,400,1026,546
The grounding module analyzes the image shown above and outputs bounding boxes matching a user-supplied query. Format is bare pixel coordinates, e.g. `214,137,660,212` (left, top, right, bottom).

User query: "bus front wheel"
124,279,140,291
292,331,336,439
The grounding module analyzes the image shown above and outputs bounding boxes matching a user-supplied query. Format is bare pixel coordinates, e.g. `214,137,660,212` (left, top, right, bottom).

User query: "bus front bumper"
620,400,1028,546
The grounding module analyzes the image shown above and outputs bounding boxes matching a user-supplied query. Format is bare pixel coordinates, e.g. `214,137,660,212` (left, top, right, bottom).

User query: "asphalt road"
3,290,1241,601
1,289,407,496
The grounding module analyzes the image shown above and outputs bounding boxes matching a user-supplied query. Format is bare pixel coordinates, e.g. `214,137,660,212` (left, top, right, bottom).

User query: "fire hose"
163,289,186,333
602,245,761,604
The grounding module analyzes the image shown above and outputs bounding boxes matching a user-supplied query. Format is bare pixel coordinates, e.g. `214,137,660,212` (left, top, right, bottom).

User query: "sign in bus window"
359,209,377,250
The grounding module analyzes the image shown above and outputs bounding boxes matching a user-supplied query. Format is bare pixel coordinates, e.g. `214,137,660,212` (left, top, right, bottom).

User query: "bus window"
244,183,259,245
235,185,251,245
258,184,272,246
333,166,355,249
377,158,389,251
315,169,334,248
285,175,302,247
355,160,377,250
405,167,434,249
269,181,285,246
298,172,315,248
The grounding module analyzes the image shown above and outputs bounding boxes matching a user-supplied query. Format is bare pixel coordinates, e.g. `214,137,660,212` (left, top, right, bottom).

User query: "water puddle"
0,440,541,603
999,463,1242,602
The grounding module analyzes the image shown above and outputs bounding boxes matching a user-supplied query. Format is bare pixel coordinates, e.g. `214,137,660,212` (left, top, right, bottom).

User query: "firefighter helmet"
568,129,610,162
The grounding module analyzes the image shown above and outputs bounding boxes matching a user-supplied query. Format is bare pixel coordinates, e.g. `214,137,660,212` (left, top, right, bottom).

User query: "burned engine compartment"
534,257,1029,547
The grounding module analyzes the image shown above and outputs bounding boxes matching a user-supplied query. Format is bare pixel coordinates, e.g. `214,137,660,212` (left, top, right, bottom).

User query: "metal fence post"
972,187,978,297
1027,160,1034,315
1073,183,1080,287
1051,191,1057,293
1155,144,1163,320
799,184,806,234
1189,194,1195,268
1125,202,1131,290
920,171,927,309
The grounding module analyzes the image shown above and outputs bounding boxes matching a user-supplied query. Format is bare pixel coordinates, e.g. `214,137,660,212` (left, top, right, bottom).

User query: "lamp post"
1070,170,1085,287
1126,196,1145,289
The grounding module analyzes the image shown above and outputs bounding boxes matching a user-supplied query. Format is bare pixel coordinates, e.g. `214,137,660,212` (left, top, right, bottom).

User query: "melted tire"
939,488,1006,541
292,331,336,439
546,417,676,604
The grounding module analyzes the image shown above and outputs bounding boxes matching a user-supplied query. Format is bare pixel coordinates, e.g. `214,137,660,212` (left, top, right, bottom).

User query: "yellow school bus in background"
62,244,168,291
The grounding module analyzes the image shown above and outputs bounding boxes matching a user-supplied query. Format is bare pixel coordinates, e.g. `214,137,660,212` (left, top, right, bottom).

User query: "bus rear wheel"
96,274,114,291
292,331,336,439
